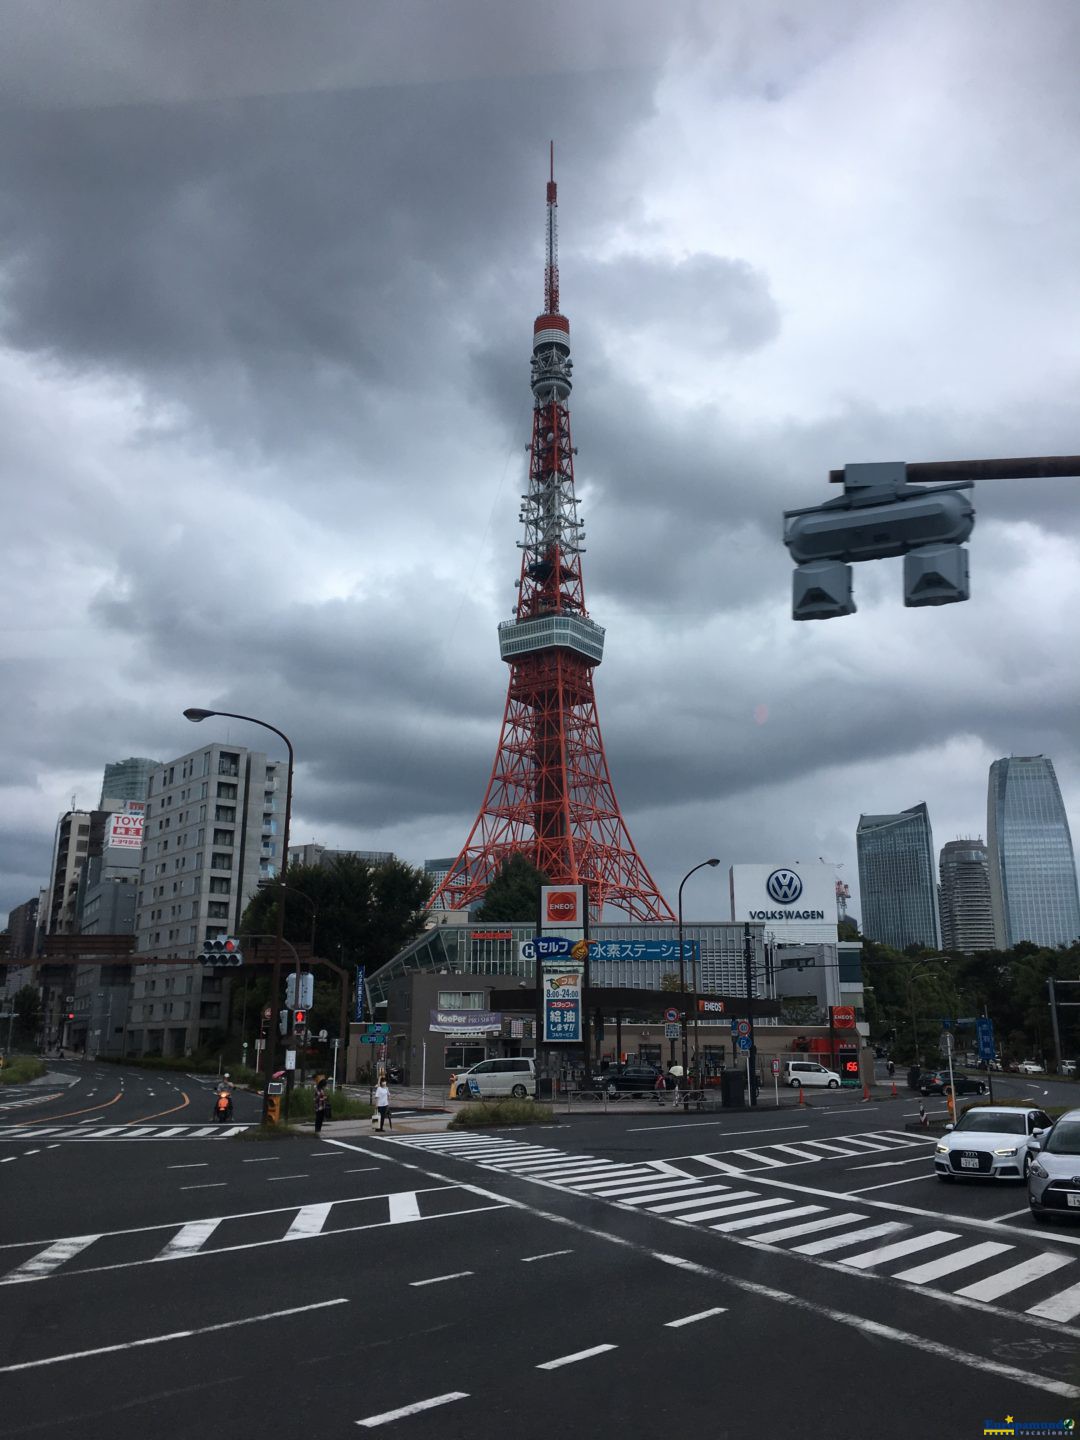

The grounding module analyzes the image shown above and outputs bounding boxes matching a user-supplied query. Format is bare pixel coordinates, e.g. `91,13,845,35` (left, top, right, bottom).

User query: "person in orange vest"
945,1085,956,1121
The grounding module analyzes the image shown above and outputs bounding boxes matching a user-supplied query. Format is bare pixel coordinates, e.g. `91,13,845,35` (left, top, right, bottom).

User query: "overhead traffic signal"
199,936,244,966
784,462,975,619
285,973,314,1008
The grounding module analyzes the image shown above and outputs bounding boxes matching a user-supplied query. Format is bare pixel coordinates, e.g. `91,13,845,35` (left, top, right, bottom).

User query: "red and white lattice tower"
430,147,673,922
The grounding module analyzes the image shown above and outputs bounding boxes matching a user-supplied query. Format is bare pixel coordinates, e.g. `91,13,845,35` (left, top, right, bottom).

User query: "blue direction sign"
976,1016,996,1062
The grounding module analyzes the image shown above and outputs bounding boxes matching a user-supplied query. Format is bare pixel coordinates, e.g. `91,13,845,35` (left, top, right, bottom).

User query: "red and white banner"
107,804,145,850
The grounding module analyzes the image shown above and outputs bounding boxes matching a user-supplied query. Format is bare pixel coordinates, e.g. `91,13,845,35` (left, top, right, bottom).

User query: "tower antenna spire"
545,139,559,317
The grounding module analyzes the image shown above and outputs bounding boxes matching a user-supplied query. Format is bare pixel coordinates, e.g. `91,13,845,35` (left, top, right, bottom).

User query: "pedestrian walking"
314,1076,330,1134
653,1067,666,1106
886,1058,895,1078
375,1076,393,1132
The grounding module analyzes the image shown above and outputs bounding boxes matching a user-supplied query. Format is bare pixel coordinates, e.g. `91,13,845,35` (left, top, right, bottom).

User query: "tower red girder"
430,148,672,923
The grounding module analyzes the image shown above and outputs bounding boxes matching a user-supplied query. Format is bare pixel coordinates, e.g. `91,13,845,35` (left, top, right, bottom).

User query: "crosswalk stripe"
892,1241,1015,1285
865,1132,926,1148
711,1203,820,1232
388,1192,421,1224
579,1178,711,1199
1025,1278,1080,1322
744,1210,858,1244
792,1221,909,1256
954,1253,1074,1303
567,1171,669,1190
796,1141,863,1156
830,1138,888,1152
768,1144,834,1161
504,1161,610,1176
727,1149,786,1167
122,1127,160,1137
691,1156,747,1176
840,1230,960,1270
2,1235,101,1284
154,1219,222,1261
641,1189,739,1213
672,1195,765,1222
285,1203,333,1240
694,1199,792,1225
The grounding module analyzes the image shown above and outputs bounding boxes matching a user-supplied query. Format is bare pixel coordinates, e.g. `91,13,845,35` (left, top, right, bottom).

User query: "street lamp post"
678,858,720,1087
184,707,294,1123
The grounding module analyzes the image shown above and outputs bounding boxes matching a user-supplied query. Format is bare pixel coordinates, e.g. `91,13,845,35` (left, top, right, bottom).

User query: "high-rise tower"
987,756,1080,949
431,149,672,921
856,802,941,951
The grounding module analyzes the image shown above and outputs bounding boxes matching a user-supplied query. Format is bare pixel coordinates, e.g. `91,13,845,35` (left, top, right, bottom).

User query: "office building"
6,897,40,962
288,843,395,870
99,757,158,808
127,743,284,1056
938,840,996,954
987,756,1080,949
856,802,942,951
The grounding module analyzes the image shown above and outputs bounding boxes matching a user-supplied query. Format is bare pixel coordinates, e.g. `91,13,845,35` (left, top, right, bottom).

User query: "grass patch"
0,1056,46,1085
235,1123,305,1141
282,1084,373,1121
449,1099,555,1129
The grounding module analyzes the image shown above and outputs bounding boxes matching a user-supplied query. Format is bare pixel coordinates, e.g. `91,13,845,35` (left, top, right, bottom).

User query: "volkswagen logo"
766,868,803,904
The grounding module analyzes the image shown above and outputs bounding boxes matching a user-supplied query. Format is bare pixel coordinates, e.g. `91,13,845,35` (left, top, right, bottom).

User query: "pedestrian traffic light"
784,462,975,619
294,1009,306,1027
285,973,314,1008
278,1009,290,1036
198,936,244,966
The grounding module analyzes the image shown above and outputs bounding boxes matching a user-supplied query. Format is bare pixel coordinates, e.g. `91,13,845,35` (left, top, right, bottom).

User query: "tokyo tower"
430,147,673,922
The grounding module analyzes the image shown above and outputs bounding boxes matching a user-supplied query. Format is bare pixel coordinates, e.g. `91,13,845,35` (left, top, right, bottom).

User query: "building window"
218,753,240,777
207,901,229,919
217,782,238,800
212,829,233,847
437,991,485,1010
209,877,231,895
444,1045,486,1070
211,852,232,871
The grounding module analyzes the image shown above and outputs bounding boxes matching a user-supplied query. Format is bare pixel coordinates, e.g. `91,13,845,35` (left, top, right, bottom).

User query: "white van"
458,1057,535,1099
783,1059,840,1089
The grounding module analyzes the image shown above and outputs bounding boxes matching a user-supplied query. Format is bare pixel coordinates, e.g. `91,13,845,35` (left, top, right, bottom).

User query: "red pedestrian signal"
294,1010,306,1026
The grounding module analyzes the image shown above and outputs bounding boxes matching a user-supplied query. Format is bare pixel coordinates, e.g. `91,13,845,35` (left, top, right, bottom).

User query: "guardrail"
562,1086,716,1113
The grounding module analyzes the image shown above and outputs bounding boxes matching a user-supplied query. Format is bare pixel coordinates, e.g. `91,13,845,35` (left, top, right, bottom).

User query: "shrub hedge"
449,1099,555,1129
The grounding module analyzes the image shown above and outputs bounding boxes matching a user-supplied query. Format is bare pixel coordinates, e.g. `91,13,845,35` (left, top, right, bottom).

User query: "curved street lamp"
185,707,294,1120
678,858,721,1084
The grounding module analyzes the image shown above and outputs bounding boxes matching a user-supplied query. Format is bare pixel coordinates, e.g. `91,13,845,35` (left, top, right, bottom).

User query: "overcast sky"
2,0,1079,928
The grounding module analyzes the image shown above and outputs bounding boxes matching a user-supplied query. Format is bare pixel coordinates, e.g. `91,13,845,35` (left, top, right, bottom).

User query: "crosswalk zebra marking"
840,1230,960,1270
955,1253,1074,1303
792,1221,910,1256
892,1241,1015,1285
2,1236,101,1284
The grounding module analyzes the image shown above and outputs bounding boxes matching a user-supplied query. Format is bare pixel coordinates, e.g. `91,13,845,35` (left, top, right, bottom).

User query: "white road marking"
1,1157,16,1164
751,1211,861,1244
285,1204,333,1240
266,1174,310,1181
627,1122,811,1137
954,1253,1074,1302
388,1192,421,1224
841,1230,960,1270
665,1193,759,1220
713,1205,826,1233
792,1222,909,1256
537,1344,617,1369
2,1236,101,1284
990,1206,1034,1222
1027,1278,1080,1322
345,1167,380,1174
242,1157,279,1163
846,1155,934,1172
844,1174,938,1195
180,1184,227,1191
665,1307,727,1327
0,1299,348,1374
700,1200,793,1227
155,1219,222,1260
588,1177,721,1199
644,1189,741,1214
893,1241,1014,1285
280,1138,1080,1392
168,1163,209,1170
618,1185,729,1208
521,1250,573,1262
408,1271,474,1287
769,1144,832,1161
356,1392,468,1428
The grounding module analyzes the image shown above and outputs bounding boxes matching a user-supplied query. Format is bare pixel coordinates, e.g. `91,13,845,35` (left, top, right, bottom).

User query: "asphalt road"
3,1063,1080,1439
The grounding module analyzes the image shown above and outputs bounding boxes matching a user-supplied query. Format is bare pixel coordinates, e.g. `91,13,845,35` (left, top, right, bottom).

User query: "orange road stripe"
22,1090,124,1124
127,1091,191,1124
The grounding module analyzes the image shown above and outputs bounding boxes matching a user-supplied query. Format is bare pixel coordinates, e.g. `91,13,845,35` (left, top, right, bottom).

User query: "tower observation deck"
429,147,672,922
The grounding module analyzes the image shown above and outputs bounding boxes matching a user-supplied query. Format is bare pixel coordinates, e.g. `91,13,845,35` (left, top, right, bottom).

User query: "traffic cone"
890,1080,898,1098
862,1083,871,1102
798,1085,805,1107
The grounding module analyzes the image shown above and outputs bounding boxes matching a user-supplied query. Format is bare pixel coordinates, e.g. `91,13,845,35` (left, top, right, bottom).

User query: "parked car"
1018,1061,1045,1075
782,1060,840,1089
601,1063,664,1097
1028,1108,1080,1221
453,1057,535,1100
919,1071,987,1097
934,1105,1052,1182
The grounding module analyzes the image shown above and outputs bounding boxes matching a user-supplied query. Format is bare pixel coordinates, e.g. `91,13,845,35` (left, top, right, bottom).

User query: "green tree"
239,855,432,1030
472,855,549,922
659,972,682,992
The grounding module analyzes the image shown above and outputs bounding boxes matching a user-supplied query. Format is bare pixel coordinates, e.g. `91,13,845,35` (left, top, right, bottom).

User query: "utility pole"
743,921,757,1107
1048,978,1064,1073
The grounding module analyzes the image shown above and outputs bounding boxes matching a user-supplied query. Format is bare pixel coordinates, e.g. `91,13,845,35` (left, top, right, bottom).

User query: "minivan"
456,1057,536,1099
783,1060,841,1089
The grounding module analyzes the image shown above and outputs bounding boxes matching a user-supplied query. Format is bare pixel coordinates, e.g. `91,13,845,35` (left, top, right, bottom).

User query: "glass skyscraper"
987,756,1080,949
939,839,995,954
857,802,942,951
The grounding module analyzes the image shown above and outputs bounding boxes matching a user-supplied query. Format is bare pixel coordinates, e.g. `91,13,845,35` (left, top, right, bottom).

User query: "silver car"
1028,1108,1080,1222
934,1105,1052,1182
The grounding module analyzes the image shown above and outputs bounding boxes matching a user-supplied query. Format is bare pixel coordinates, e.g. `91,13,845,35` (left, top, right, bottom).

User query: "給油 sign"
542,959,583,1043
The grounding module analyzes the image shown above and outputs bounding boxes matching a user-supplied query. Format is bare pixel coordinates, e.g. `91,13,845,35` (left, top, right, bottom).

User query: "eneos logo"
546,891,578,922
766,868,803,904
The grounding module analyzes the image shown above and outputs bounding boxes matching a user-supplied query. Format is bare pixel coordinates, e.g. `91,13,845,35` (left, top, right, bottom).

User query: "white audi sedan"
934,1105,1053,1182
